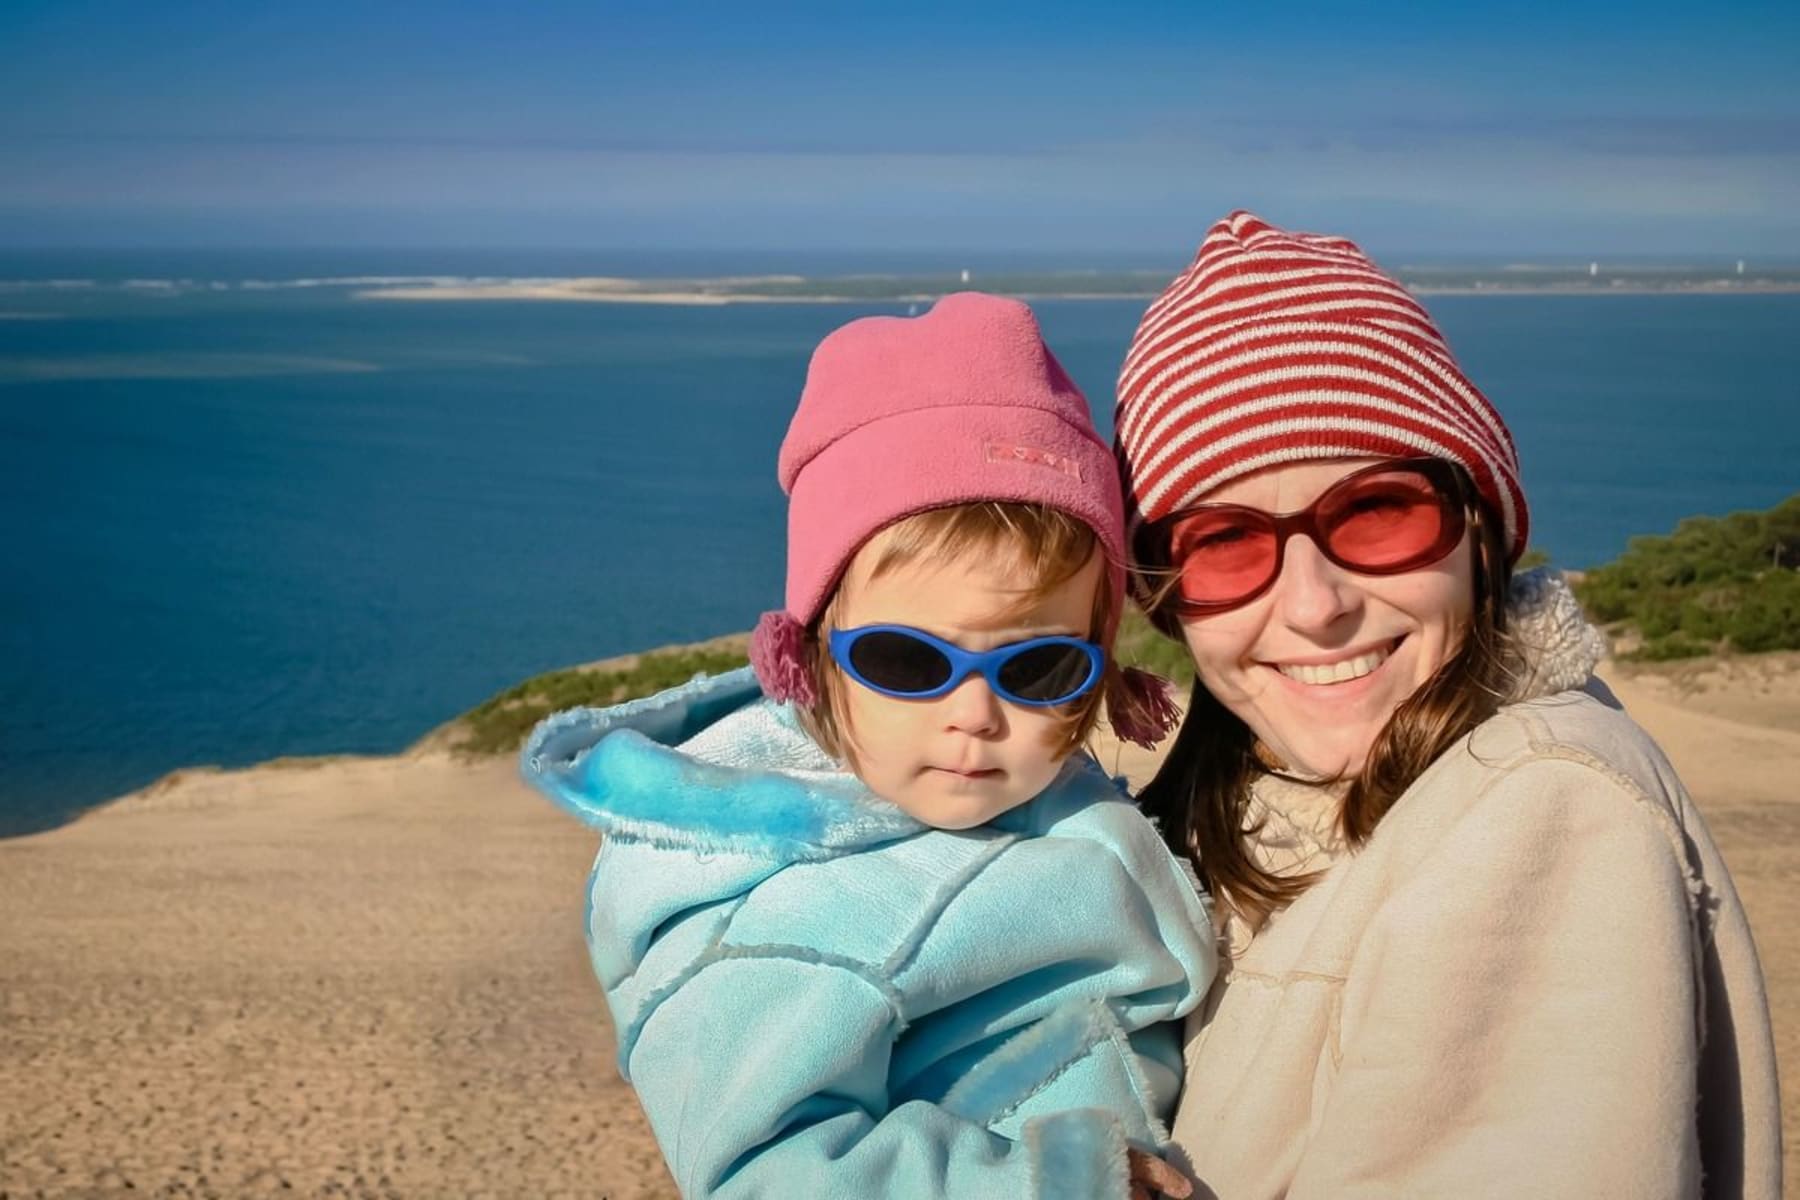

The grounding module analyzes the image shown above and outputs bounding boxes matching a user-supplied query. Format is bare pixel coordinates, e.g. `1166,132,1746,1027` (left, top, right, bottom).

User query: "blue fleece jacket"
522,667,1217,1200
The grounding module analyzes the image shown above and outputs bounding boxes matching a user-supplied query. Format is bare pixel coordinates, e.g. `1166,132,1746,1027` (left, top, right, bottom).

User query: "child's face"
831,540,1104,830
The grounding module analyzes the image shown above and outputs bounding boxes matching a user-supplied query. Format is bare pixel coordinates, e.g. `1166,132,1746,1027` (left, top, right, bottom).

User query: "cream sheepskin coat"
1170,573,1782,1198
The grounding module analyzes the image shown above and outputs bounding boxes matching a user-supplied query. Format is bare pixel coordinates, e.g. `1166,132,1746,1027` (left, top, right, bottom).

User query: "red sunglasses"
1138,458,1471,615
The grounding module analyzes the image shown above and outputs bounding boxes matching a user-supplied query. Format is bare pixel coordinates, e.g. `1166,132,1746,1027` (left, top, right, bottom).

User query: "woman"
1114,212,1781,1198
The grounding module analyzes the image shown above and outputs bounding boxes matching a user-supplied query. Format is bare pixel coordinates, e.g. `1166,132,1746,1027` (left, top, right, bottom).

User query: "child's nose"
941,673,1005,736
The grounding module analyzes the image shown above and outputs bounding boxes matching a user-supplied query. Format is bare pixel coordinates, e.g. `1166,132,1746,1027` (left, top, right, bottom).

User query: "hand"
1128,1147,1194,1200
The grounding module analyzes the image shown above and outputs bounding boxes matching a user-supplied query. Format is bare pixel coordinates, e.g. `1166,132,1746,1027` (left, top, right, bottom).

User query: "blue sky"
3,0,1796,254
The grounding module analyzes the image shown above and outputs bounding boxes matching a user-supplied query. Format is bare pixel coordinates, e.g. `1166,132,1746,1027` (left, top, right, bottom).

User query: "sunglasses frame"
1139,457,1471,617
827,624,1104,707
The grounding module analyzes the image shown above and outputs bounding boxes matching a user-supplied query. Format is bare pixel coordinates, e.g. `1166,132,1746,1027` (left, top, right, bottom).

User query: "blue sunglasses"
827,625,1104,707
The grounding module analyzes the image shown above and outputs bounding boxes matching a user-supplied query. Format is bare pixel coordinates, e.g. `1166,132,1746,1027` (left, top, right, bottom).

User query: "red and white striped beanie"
1115,210,1529,561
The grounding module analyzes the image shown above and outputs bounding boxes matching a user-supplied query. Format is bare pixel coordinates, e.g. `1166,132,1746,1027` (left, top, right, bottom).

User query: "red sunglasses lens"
1168,509,1278,606
1319,468,1452,569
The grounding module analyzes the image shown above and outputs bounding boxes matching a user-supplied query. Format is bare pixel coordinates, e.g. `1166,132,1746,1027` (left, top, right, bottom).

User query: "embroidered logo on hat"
984,442,1085,480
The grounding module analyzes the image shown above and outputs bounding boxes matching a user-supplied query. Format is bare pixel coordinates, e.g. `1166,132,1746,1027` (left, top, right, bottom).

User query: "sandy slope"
0,753,668,1199
1,662,1793,1198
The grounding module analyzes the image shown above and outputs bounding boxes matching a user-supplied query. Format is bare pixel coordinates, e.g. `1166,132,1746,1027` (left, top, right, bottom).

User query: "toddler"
524,294,1217,1199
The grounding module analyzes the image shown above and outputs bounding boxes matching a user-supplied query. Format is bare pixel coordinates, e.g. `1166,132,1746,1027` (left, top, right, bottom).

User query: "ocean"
2,253,1796,834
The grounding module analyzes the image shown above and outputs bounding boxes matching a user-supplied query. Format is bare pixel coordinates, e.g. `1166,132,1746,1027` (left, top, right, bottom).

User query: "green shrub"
1573,493,1800,657
1114,606,1197,686
1727,570,1800,653
1626,634,1716,662
454,645,750,756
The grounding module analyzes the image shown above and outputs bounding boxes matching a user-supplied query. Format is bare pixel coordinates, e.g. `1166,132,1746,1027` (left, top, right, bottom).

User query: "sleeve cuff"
1023,1107,1130,1200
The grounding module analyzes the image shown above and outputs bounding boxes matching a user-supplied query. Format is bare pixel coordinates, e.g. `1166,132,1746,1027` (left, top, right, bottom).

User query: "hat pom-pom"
1106,666,1181,750
750,610,818,707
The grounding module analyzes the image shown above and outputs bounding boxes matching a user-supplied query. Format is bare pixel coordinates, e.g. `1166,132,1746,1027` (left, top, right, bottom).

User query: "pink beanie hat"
751,292,1178,747
1116,210,1529,560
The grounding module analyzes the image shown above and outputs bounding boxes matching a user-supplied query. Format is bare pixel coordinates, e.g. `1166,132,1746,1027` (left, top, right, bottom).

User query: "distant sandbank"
350,280,1161,305
353,276,1800,305
5,271,1797,308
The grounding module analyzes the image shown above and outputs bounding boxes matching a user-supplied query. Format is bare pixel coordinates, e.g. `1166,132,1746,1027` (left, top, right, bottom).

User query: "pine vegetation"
1574,494,1800,660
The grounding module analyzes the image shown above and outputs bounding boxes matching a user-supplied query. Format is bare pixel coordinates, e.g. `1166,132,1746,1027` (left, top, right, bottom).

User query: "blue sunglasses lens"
844,630,954,694
996,642,1095,702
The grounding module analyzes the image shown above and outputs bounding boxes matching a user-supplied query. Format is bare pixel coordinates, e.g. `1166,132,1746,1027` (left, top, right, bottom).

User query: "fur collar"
1501,568,1610,704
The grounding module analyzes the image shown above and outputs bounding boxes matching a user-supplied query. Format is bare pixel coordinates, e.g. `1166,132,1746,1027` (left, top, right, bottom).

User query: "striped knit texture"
1115,210,1529,560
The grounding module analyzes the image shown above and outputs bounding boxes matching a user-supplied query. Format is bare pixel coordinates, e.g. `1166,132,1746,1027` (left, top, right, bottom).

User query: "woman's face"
1174,458,1475,779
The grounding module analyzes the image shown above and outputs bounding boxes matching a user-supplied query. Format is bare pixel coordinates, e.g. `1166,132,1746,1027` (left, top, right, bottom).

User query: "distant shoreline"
353,279,1800,305
6,268,1799,309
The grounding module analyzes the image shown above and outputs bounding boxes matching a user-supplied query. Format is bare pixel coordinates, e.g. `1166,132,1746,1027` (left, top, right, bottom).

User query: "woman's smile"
1264,637,1400,687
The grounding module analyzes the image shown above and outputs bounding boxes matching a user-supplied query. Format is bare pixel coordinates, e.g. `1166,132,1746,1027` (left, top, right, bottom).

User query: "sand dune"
2,661,1793,1197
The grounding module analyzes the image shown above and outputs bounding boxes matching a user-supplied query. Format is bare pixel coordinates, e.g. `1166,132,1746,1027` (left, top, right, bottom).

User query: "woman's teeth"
1277,647,1391,686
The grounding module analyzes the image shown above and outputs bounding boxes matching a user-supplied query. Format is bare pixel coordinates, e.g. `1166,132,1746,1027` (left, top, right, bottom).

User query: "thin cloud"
0,129,1079,158
1250,114,1800,159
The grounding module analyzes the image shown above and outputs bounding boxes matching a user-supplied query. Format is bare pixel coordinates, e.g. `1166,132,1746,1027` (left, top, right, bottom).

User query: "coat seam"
621,941,905,1078
884,834,1020,980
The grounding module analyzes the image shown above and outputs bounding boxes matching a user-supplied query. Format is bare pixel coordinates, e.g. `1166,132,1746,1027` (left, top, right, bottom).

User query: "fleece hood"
522,664,926,869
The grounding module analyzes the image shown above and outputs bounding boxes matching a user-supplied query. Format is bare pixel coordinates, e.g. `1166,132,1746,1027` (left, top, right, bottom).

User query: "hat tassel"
750,610,818,707
1107,667,1181,750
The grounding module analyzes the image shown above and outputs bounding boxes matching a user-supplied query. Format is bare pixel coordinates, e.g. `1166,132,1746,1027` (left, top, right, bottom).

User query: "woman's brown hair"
1136,484,1517,933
